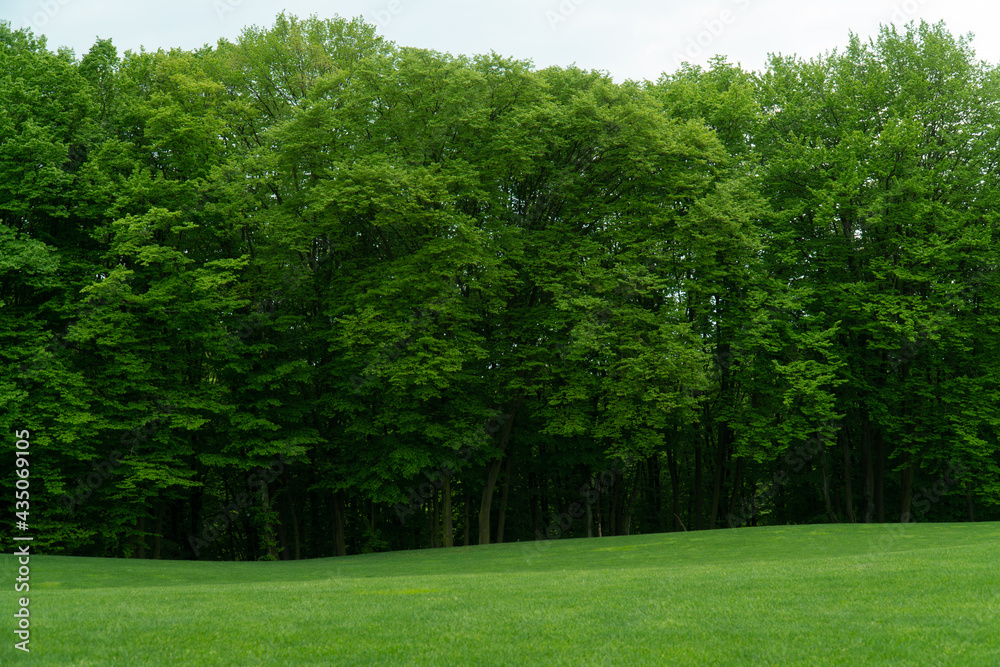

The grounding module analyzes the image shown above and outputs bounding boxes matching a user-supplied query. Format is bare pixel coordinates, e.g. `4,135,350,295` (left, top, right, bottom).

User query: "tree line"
1,15,997,560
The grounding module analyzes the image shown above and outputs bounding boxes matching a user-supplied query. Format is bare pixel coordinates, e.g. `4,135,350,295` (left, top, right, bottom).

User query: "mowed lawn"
3,523,999,665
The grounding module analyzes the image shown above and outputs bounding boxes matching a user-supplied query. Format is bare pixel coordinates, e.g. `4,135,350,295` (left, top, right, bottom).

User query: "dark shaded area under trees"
1,15,998,560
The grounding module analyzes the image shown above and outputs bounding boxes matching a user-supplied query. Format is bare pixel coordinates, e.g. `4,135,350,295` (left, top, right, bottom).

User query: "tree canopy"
2,16,997,559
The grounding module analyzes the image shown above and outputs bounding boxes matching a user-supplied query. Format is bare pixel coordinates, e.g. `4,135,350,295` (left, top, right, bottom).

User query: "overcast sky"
2,0,996,81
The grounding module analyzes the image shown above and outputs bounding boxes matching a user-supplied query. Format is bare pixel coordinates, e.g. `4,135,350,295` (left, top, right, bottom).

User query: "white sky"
1,0,995,81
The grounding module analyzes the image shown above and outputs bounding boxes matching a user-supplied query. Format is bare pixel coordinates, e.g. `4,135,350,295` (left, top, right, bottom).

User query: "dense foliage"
2,15,997,559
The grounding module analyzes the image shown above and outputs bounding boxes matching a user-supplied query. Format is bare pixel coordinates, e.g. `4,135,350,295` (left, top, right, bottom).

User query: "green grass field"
3,523,999,665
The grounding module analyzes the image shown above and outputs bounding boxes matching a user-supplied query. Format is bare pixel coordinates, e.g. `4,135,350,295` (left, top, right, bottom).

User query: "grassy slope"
3,523,999,665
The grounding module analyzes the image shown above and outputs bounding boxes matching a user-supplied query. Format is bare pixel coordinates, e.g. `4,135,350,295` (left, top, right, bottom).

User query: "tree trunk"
623,467,642,536
726,456,745,528
694,444,704,530
244,520,257,561
172,499,183,558
478,400,520,545
647,456,662,532
861,417,875,523
332,490,347,557
261,479,279,560
152,502,165,560
899,455,916,522
541,469,549,526
189,485,204,558
286,489,301,560
841,431,856,523
310,489,321,560
135,515,147,559
529,472,540,538
966,482,976,522
820,449,838,523
496,453,513,543
596,480,604,537
874,429,885,522
585,486,593,538
463,490,470,547
276,503,290,560
430,487,439,548
442,476,454,547
709,424,731,529
608,475,624,535
668,451,681,531
686,455,694,530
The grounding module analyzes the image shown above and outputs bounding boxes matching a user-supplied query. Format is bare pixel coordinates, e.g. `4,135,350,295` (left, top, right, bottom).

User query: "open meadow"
4,523,999,665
